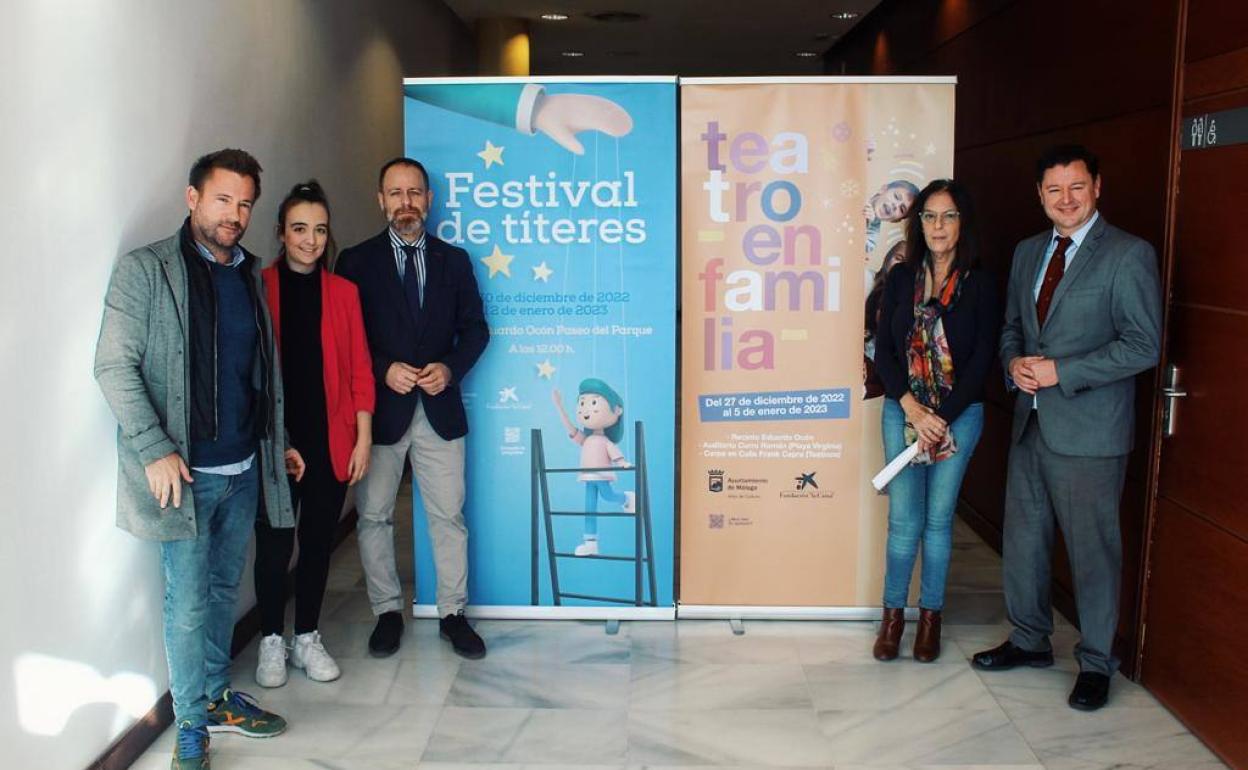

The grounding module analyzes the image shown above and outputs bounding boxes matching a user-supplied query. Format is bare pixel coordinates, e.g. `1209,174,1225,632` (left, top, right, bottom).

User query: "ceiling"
442,1,880,76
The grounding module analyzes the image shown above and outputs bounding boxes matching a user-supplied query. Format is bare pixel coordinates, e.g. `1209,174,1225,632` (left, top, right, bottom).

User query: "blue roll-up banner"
401,77,677,618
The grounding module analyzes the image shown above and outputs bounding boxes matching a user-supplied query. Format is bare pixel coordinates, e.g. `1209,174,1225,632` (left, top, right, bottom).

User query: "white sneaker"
291,630,341,682
255,634,288,688
622,491,636,512
573,537,599,556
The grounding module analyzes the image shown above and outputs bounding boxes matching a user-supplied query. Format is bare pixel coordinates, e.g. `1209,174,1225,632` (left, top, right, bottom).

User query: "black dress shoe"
1068,671,1111,711
971,640,1054,670
440,610,486,659
368,611,404,657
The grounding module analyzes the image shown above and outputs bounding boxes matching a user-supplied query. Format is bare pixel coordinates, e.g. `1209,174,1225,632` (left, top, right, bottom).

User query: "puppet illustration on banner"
402,78,677,615
551,380,636,557
679,79,955,609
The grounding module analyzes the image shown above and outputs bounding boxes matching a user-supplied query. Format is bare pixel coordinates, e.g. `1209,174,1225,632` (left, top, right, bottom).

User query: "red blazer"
263,264,375,482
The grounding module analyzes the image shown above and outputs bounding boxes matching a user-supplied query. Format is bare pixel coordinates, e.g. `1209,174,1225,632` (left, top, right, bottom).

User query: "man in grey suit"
95,149,300,768
971,145,1162,711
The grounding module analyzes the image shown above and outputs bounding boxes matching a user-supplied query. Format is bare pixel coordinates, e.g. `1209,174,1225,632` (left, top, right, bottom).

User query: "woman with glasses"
871,179,1000,662
253,180,375,687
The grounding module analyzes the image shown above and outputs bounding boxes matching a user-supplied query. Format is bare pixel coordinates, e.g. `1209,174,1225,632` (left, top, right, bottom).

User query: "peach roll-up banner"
679,78,956,612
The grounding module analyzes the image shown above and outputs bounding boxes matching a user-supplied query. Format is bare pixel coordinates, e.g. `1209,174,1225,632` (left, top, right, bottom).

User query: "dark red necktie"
1035,236,1072,325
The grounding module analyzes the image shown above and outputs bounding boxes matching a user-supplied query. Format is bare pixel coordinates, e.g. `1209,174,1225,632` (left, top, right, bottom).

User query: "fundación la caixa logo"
794,471,818,490
782,469,835,500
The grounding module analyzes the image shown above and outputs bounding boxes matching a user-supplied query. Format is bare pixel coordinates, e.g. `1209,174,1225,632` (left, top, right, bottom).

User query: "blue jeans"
582,480,626,536
160,464,258,724
881,399,983,610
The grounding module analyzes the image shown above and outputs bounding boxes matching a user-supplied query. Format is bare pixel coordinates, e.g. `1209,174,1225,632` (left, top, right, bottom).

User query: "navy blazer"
336,230,489,444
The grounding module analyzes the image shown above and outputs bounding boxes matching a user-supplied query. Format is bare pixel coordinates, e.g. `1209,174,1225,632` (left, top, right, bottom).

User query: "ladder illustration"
530,421,657,607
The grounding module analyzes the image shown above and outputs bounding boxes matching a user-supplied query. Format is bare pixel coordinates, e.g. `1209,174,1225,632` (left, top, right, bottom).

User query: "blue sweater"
189,260,259,466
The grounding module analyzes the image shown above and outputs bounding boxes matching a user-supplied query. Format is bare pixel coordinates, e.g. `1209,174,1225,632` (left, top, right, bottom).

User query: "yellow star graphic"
477,140,505,169
536,359,556,379
532,261,554,282
481,244,514,278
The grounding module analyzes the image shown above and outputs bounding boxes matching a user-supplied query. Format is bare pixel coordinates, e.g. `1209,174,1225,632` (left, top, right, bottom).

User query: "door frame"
1131,0,1188,678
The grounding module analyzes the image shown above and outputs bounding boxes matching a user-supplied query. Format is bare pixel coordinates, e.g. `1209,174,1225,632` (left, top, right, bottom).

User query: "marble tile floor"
131,517,1225,770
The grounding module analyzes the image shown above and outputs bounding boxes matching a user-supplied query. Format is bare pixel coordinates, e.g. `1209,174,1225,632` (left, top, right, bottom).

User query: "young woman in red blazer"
253,181,375,687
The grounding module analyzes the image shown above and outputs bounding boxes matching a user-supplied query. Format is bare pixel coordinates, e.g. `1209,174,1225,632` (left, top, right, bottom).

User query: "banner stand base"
411,604,920,622
411,603,675,621
678,605,920,621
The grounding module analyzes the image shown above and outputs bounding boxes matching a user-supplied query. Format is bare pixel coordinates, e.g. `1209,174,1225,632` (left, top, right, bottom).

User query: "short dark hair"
903,178,981,274
275,179,336,269
188,148,263,199
378,157,429,190
1035,144,1099,184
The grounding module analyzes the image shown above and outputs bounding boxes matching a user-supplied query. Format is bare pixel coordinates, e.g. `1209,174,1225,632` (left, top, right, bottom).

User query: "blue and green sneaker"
171,720,209,769
206,688,287,738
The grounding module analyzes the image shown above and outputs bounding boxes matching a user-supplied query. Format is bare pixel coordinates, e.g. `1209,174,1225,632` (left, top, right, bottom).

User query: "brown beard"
192,217,243,259
389,209,425,239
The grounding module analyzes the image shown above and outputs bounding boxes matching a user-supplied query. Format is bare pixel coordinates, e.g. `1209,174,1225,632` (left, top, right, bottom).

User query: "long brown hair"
902,178,980,274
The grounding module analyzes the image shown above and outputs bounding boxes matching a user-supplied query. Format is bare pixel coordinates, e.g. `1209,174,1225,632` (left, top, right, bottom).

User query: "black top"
278,262,328,455
873,262,1001,423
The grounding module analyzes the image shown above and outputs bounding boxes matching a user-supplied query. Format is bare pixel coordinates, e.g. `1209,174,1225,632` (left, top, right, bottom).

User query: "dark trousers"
254,447,347,635
1003,414,1128,675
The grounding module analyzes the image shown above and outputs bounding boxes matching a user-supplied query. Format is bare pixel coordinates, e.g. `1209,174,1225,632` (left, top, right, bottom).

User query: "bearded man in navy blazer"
337,157,489,659
971,145,1162,711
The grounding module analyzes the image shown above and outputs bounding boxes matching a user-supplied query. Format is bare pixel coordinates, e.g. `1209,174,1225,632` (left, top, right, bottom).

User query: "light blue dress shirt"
1032,210,1100,300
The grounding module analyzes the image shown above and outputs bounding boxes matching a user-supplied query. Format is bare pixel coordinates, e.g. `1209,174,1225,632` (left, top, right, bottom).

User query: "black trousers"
254,445,347,635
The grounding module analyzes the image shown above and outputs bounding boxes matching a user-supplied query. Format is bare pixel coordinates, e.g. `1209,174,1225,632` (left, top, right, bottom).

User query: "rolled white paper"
872,442,921,492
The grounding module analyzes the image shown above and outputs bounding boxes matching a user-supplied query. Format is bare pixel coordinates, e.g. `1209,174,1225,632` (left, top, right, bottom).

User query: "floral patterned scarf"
905,261,964,464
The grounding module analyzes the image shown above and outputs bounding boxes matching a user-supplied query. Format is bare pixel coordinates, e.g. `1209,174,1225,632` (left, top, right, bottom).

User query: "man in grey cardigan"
95,149,301,769
972,145,1162,712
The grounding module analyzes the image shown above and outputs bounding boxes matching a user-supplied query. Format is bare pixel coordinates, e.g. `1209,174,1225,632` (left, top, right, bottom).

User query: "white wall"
0,2,472,767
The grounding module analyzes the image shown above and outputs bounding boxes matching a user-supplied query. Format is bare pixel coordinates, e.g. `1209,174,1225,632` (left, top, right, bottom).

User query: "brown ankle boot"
913,608,942,662
873,607,905,661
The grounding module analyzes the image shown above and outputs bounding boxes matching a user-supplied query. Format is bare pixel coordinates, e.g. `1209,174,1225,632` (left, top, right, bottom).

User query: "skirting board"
678,605,919,621
411,603,675,620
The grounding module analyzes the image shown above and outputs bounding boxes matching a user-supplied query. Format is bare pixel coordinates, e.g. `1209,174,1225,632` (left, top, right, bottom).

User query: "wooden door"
1139,2,1248,766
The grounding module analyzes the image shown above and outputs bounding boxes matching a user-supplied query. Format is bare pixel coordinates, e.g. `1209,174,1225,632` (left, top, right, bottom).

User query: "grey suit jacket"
94,231,295,541
999,215,1162,457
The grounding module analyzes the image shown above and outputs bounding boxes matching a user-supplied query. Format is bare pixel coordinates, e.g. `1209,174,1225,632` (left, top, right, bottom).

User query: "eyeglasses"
919,210,960,226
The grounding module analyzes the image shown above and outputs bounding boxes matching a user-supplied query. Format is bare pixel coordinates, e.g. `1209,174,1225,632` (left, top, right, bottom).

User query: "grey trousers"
356,400,468,618
1003,416,1128,675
